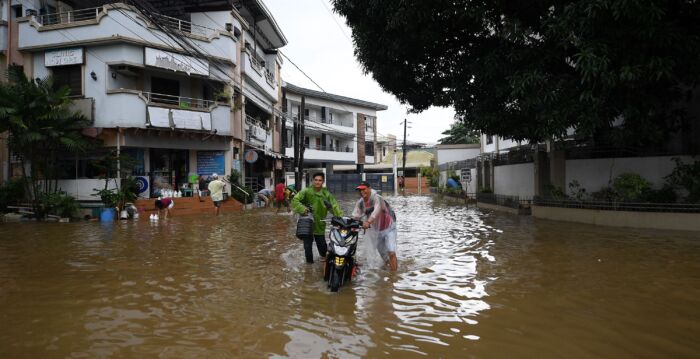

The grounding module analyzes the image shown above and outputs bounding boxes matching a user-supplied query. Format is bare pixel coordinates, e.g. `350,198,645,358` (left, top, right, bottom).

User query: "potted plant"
93,188,119,222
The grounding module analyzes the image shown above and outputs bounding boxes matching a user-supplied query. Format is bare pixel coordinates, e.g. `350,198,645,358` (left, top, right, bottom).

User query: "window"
52,65,82,97
304,108,309,117
365,142,375,156
365,117,375,132
486,135,493,145
150,77,180,105
12,5,22,18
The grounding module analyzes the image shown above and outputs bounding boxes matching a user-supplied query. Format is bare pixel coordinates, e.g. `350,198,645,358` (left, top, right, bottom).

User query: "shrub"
613,173,651,201
665,158,700,203
0,178,26,212
227,169,241,186
544,184,566,198
231,185,254,204
641,185,677,204
568,180,587,200
41,191,80,218
590,186,619,202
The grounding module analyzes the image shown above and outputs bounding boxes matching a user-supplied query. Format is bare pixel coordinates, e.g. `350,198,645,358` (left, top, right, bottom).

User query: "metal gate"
365,173,395,194
326,173,362,193
326,173,395,193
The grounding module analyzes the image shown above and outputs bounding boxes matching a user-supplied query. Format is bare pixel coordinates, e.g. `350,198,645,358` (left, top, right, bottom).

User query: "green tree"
332,0,700,143
439,120,480,144
0,66,95,218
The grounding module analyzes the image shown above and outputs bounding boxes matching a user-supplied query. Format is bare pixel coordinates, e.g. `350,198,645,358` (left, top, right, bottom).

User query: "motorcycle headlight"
335,246,349,256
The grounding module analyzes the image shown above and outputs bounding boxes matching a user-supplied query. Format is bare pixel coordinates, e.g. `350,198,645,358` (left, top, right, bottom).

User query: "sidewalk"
133,196,243,217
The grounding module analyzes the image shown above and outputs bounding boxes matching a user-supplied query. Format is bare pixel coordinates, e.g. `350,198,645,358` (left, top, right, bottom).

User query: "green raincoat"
291,186,343,235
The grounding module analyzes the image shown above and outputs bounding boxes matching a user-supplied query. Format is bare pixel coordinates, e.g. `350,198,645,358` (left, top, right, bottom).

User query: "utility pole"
293,96,306,191
401,119,409,177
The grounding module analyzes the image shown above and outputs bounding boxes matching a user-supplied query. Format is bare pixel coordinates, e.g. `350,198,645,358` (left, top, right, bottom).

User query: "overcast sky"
265,0,456,145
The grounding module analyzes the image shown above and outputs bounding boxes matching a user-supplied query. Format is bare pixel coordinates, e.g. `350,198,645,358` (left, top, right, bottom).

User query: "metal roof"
284,83,388,111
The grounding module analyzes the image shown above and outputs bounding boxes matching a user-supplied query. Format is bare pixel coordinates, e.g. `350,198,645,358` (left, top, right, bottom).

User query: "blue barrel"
100,208,115,222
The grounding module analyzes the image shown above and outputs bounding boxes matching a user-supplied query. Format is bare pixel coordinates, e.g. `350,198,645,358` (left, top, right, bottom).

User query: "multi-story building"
282,83,387,185
6,0,286,199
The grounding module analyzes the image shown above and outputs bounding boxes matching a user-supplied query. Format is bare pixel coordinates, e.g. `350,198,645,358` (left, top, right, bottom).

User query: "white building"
282,83,387,183
9,0,286,198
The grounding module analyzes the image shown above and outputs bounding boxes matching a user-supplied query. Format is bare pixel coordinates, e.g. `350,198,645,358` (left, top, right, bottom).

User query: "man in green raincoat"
291,172,343,263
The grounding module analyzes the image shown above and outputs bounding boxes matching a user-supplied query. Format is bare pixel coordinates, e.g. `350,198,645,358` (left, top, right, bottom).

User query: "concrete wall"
56,179,118,201
494,163,534,198
436,147,480,164
565,155,693,192
533,205,700,232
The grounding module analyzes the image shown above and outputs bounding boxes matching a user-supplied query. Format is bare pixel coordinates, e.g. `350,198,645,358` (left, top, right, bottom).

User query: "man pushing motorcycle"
352,181,398,271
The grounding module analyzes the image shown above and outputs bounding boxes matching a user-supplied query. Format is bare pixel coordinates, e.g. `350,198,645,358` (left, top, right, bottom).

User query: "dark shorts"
213,201,222,208
275,198,288,208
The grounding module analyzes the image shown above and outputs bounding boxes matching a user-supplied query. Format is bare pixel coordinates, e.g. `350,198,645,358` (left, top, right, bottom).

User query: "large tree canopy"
439,120,480,145
332,0,700,142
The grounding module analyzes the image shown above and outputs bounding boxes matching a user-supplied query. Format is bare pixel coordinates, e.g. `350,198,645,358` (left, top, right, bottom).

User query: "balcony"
242,51,277,101
285,115,355,136
285,144,355,163
19,5,236,66
98,89,231,134
245,114,272,150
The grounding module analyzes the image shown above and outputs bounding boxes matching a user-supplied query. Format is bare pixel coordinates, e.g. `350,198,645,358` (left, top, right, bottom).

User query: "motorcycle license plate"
335,257,345,266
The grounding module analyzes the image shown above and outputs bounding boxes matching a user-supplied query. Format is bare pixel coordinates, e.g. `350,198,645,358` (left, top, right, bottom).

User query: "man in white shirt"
208,173,226,216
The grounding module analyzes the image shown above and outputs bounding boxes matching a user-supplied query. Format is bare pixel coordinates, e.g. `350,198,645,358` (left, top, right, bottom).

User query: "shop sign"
145,47,209,76
197,151,225,175
135,176,149,199
244,149,259,164
45,48,84,67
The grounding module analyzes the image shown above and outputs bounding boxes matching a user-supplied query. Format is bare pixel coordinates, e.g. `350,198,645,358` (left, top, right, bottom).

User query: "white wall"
565,156,693,192
437,148,480,164
57,179,118,201
494,163,534,198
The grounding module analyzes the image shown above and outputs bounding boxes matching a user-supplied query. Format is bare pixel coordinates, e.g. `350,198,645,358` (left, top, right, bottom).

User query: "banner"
197,151,225,176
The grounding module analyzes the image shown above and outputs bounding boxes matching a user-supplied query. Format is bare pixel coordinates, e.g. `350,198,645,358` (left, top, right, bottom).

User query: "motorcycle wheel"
329,267,343,292
323,258,332,281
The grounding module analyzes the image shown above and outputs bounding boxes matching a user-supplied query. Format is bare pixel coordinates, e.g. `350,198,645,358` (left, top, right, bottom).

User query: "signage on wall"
134,176,149,199
145,47,209,76
45,48,84,67
197,151,225,176
244,150,259,164
460,169,471,183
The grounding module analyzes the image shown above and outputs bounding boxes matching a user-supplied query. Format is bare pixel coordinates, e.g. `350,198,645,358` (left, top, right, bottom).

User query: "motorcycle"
323,215,363,292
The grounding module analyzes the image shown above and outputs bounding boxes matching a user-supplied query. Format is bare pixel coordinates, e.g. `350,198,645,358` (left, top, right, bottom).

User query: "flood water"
1,194,699,358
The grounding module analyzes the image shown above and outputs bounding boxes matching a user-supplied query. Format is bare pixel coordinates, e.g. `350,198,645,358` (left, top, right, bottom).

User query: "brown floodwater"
1,194,699,358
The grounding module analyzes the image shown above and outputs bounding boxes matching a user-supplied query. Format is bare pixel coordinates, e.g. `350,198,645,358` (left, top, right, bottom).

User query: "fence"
476,193,529,209
533,196,700,213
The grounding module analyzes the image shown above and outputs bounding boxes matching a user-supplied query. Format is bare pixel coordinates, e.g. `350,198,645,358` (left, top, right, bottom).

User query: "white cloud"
266,0,456,145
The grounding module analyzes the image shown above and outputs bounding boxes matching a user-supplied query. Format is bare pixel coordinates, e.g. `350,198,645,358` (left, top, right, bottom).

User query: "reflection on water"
1,195,699,358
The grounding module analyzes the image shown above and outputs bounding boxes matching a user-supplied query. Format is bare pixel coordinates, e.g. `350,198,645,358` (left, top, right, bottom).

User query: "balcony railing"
292,115,354,128
245,114,269,131
247,54,276,87
143,92,215,110
303,143,354,153
36,7,103,25
153,13,217,38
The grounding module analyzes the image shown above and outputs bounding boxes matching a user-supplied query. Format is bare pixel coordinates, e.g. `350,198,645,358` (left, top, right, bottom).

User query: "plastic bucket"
100,208,115,222
296,215,314,240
